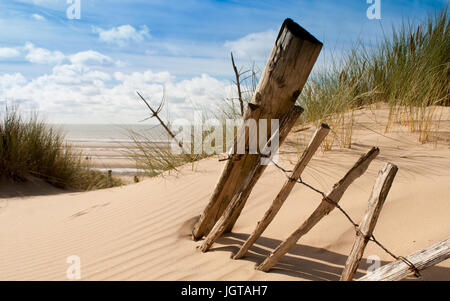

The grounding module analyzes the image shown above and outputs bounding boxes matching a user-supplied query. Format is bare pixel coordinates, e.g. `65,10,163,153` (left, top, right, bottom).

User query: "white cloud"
0,64,231,123
24,42,65,65
114,70,174,84
69,50,113,67
224,29,277,61
0,41,232,122
166,74,229,109
0,73,27,90
92,25,150,46
38,64,111,86
31,14,46,21
0,47,21,59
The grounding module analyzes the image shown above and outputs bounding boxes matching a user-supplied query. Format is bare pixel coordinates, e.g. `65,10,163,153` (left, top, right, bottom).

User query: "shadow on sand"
207,232,449,281
0,177,73,199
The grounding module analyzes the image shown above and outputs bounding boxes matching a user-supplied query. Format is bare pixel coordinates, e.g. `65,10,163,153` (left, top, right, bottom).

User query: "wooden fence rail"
223,106,304,234
257,147,380,272
340,163,398,281
358,237,450,281
233,123,330,259
200,106,303,252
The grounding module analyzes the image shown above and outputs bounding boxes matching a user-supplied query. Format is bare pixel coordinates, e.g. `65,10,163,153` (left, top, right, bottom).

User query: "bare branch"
136,91,184,150
231,52,244,116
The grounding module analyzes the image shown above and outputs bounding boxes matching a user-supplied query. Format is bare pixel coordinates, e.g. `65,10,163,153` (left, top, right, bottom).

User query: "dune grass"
0,107,122,190
298,7,449,148
127,130,207,178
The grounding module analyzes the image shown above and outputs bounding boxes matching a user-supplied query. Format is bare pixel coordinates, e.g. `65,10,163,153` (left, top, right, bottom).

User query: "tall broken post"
257,147,380,272
233,123,330,259
340,163,398,281
192,18,323,240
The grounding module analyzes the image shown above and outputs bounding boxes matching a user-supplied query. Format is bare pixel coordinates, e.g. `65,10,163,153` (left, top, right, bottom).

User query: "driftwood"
192,19,323,240
340,163,398,281
257,147,380,272
200,106,304,252
358,237,450,281
233,124,330,259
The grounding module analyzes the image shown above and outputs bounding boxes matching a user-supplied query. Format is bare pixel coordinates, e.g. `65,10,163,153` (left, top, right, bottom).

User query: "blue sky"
0,0,447,123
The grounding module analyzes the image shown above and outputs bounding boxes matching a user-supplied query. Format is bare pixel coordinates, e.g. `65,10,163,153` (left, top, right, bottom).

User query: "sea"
56,124,171,175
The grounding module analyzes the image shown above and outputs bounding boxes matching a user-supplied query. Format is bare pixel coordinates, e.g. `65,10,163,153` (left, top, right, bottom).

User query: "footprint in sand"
70,202,110,219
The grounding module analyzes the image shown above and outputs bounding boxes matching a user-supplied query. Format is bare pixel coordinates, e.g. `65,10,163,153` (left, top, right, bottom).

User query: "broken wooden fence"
252,147,448,280
192,18,323,241
256,146,380,272
192,18,449,281
233,123,330,259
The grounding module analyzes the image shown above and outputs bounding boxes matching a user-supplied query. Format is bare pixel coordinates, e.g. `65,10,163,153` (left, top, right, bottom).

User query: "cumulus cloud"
224,29,277,61
0,73,27,90
0,43,124,68
166,74,229,108
69,50,113,67
114,70,174,84
0,63,231,123
31,14,46,21
0,41,231,122
0,47,21,59
92,25,150,46
24,42,65,65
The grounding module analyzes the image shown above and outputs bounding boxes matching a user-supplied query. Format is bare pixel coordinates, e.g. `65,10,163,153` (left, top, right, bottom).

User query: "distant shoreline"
60,124,170,176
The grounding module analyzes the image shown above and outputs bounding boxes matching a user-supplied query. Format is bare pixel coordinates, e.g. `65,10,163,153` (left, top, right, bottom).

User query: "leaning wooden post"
233,124,330,259
340,163,398,281
257,147,380,272
358,237,450,281
192,19,323,240
200,106,304,252
223,106,304,233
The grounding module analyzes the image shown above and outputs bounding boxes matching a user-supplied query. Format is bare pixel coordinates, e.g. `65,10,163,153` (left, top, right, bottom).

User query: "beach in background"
58,124,170,177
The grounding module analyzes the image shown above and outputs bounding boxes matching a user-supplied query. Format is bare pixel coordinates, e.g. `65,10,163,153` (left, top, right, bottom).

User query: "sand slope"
1,108,449,281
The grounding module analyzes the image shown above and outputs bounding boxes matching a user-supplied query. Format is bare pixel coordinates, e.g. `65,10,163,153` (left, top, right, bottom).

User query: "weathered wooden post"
223,106,304,234
340,163,398,281
200,105,304,252
233,123,330,259
192,19,323,240
358,237,450,281
107,169,112,187
257,147,380,272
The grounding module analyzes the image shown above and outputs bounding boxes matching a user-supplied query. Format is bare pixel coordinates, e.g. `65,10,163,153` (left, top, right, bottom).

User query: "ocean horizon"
56,124,172,175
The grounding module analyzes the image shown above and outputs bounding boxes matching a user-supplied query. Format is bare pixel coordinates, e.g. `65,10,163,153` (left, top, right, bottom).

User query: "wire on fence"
269,157,422,279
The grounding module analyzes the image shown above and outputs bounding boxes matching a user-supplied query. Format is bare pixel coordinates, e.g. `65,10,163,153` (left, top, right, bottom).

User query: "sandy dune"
1,107,449,281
